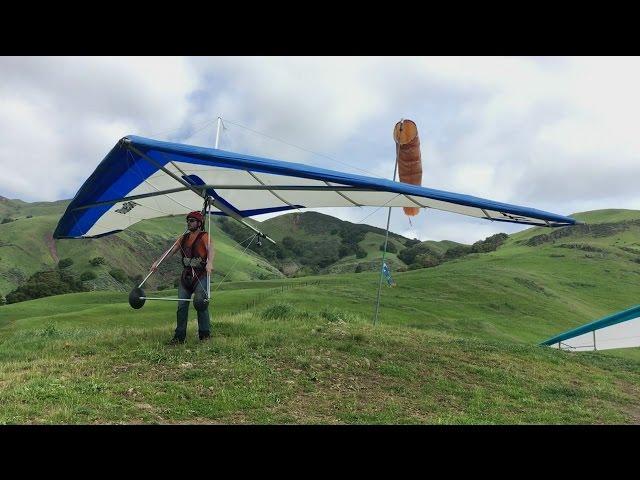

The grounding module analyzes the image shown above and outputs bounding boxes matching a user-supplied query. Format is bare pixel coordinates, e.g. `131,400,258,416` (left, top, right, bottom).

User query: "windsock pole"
373,149,398,325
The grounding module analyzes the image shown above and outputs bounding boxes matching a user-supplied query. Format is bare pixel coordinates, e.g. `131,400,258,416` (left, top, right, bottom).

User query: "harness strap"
180,231,207,268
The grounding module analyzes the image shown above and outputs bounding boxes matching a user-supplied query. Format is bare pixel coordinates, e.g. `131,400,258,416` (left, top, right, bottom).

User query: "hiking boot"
167,336,185,345
199,331,211,341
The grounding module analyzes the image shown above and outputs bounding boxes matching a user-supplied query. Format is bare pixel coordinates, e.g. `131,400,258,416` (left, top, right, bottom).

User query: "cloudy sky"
2,56,639,244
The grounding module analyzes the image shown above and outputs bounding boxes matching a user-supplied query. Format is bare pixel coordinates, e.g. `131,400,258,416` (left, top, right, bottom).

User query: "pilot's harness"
179,231,208,290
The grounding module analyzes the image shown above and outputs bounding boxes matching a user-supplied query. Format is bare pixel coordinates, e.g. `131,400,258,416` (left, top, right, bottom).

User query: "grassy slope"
2,210,640,424
0,212,282,296
1,203,465,295
0,282,638,424
326,232,406,274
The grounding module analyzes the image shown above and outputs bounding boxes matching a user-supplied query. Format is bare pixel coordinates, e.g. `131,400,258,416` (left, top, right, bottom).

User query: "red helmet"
186,211,203,222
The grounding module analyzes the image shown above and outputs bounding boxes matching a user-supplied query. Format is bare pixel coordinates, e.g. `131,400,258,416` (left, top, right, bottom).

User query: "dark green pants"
175,277,210,340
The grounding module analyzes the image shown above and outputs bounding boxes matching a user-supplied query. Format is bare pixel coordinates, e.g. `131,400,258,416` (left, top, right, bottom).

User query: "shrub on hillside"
89,257,106,267
398,243,441,265
262,303,295,320
1,218,14,224
320,307,360,323
443,245,473,260
471,233,508,253
80,271,97,281
355,246,367,259
379,242,398,253
57,258,74,269
355,264,363,273
5,269,87,304
0,295,5,306
109,268,128,284
414,253,441,268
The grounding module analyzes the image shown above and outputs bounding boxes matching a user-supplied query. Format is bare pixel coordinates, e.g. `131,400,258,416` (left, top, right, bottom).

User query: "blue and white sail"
540,305,640,351
54,135,577,239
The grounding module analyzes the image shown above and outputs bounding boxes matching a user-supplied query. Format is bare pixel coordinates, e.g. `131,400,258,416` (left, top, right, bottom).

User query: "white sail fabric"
542,305,640,351
54,135,577,239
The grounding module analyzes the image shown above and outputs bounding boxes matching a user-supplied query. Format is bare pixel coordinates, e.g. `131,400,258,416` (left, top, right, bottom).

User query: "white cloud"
2,56,640,243
0,56,197,200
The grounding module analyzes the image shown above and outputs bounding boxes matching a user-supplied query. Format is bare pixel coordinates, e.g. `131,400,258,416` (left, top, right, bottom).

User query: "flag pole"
373,147,399,325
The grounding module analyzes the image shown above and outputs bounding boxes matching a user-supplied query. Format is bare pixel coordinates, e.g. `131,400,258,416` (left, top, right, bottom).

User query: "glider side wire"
352,193,402,226
405,195,427,208
125,141,206,199
212,234,259,292
126,141,275,243
325,181,362,206
125,150,190,215
247,170,297,208
222,118,379,177
126,150,171,217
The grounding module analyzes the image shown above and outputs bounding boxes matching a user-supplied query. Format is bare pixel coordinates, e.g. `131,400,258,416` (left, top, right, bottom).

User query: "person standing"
151,211,214,344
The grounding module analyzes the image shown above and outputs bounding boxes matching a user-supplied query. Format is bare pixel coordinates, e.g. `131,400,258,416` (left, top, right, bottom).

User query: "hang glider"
54,135,577,239
540,305,640,352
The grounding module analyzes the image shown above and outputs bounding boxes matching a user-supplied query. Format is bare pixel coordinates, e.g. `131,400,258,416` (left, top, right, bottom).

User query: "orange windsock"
393,119,422,216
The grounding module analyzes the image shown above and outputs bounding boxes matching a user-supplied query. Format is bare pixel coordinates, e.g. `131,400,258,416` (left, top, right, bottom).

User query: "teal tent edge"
540,304,640,346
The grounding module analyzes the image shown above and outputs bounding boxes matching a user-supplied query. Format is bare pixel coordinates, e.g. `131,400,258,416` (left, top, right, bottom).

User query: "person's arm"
151,236,182,271
206,233,215,274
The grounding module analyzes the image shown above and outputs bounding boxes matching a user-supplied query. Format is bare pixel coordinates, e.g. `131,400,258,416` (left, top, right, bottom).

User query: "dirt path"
44,231,59,263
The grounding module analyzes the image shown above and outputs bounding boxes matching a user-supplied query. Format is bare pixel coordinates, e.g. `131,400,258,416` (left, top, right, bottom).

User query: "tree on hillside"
0,295,6,306
380,242,398,253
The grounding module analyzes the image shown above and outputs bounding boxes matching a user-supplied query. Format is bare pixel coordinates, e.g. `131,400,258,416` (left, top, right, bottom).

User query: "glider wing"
54,135,577,239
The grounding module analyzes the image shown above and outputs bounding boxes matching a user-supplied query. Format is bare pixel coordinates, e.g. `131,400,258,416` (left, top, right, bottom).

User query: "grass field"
2,208,640,424
1,257,639,424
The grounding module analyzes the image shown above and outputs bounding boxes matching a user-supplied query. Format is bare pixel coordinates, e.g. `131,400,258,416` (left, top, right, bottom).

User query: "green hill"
0,216,283,297
2,208,640,423
1,200,473,298
1,203,414,296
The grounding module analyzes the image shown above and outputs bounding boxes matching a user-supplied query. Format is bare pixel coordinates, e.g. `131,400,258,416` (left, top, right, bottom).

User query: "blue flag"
382,262,396,287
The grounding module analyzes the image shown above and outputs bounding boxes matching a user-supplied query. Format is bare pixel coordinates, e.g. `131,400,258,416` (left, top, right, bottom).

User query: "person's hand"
151,262,158,272
206,263,213,274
